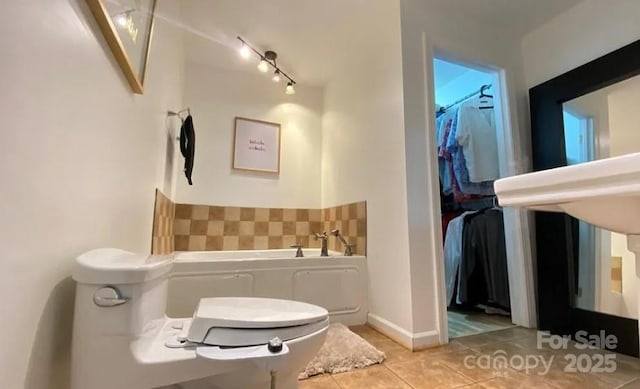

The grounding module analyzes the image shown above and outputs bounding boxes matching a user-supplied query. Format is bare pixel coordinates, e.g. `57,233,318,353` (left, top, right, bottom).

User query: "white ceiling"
429,0,583,37
177,0,382,87
173,0,583,87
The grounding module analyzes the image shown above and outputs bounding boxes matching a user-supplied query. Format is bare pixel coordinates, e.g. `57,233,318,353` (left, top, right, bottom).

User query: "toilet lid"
187,297,329,345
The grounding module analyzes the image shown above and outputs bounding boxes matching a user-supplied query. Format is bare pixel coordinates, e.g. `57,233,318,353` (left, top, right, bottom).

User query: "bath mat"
299,323,386,379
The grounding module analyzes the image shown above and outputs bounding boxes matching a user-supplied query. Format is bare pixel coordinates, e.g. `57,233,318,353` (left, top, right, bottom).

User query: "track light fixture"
285,82,296,95
237,36,297,95
257,59,269,73
272,70,281,83
239,43,250,59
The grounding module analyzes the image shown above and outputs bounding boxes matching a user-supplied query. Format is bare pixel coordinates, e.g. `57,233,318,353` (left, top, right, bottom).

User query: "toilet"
71,248,329,389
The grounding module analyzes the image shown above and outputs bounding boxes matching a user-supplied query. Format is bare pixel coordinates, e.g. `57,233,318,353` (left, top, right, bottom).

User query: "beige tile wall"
172,201,367,255
151,189,367,255
151,189,175,255
611,256,622,293
322,202,367,255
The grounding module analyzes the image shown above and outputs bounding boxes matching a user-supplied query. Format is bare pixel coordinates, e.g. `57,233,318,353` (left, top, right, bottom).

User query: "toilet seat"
187,297,329,347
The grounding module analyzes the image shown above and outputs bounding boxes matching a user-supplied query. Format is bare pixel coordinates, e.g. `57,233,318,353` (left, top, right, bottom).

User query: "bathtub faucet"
290,244,304,258
331,229,355,256
314,232,329,256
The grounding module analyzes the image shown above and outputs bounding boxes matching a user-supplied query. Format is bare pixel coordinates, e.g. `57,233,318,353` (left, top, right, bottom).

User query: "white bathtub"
166,249,368,325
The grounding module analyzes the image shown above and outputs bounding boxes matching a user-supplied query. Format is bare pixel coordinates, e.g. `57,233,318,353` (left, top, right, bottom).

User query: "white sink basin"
494,152,640,234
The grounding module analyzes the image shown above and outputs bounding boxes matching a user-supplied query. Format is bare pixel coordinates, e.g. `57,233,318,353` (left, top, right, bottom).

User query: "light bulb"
116,14,128,27
239,44,250,59
285,82,295,95
272,71,281,83
257,59,269,73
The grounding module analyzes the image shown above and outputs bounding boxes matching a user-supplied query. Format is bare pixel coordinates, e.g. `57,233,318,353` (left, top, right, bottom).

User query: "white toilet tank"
72,248,174,336
71,249,175,389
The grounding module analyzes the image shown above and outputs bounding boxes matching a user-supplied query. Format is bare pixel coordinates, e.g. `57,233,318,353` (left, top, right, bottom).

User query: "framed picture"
233,117,281,174
86,0,157,94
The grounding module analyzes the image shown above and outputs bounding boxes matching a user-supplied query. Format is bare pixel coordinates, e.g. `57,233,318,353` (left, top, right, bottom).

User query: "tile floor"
299,325,640,389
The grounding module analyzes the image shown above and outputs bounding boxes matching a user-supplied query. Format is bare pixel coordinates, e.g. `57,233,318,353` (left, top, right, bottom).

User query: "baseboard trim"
367,313,440,350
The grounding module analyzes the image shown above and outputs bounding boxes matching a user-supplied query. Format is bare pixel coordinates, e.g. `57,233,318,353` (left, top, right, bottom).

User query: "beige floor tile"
299,374,341,389
368,339,426,365
578,353,640,386
386,359,473,389
521,358,613,389
506,332,548,350
544,373,612,389
466,340,532,358
451,333,496,349
619,378,640,388
303,323,639,389
427,348,517,382
419,341,470,356
462,373,564,389
608,354,640,374
485,327,537,342
350,325,390,342
332,365,411,389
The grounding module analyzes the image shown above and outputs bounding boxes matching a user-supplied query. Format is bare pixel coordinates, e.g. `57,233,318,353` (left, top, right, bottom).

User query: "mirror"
562,74,640,319
531,39,640,357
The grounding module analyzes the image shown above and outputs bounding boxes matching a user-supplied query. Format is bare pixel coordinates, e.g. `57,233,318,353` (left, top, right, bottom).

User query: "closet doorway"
433,57,515,339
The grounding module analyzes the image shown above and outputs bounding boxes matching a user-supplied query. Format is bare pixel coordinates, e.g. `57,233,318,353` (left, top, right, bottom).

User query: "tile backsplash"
152,189,366,255
322,202,367,255
151,189,175,255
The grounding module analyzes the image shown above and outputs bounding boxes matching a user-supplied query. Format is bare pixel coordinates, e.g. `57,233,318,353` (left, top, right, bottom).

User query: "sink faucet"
331,229,355,256
314,232,329,256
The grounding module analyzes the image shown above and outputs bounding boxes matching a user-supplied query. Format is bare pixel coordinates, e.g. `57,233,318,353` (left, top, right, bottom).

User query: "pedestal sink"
495,152,640,235
495,152,640,350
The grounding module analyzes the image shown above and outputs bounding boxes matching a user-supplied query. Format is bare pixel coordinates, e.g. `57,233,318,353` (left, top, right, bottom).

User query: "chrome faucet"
314,232,329,256
290,244,304,257
331,229,355,256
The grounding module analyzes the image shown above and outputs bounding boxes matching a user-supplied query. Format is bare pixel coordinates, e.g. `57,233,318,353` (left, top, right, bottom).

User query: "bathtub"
166,249,368,325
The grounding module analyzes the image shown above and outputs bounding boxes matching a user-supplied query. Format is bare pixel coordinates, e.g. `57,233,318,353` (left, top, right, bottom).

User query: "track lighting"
239,44,250,59
285,82,296,95
237,36,298,95
257,59,269,73
272,70,281,83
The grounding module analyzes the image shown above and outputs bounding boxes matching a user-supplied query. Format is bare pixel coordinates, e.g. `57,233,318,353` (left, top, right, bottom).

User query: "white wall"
435,65,494,108
176,63,323,208
608,77,640,157
399,0,535,343
522,0,640,88
320,1,415,339
0,1,184,388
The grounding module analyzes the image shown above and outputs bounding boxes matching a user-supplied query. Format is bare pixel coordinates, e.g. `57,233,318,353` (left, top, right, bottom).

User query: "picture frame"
86,0,157,94
233,117,281,174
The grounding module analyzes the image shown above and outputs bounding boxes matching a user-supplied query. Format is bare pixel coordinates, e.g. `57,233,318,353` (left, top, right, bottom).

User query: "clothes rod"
441,84,492,112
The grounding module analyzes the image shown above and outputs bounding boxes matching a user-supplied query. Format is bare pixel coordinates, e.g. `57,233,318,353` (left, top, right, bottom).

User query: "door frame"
428,47,537,344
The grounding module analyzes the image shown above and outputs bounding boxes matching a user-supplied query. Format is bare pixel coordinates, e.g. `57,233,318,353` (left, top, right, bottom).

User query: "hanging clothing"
455,97,500,183
457,208,510,310
443,211,477,306
180,114,196,185
437,111,455,195
441,108,486,201
452,147,495,196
